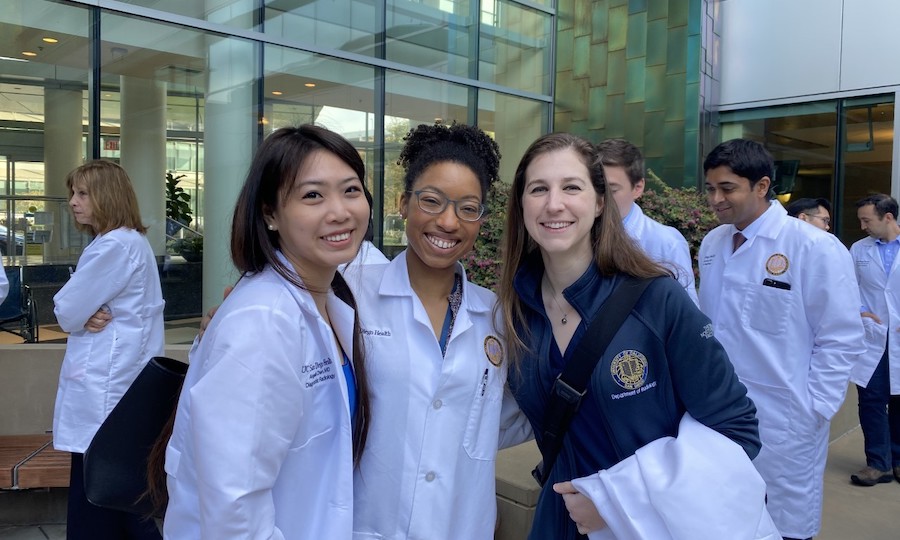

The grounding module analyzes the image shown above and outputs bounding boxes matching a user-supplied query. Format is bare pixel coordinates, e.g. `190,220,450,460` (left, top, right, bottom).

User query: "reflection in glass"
480,0,553,95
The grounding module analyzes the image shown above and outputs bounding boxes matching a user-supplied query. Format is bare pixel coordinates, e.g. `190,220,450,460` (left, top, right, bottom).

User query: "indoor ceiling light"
271,90,283,96
22,51,37,57
42,37,59,43
304,83,316,88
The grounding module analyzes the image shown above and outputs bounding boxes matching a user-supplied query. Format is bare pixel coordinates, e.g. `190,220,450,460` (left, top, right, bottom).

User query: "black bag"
83,356,187,516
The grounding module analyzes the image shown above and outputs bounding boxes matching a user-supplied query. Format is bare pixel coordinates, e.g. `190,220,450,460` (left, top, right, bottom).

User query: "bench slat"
0,435,52,489
0,434,70,489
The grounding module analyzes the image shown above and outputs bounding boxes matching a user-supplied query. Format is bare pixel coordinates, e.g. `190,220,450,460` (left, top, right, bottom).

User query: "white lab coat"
571,414,780,540
0,259,8,304
698,201,864,539
164,261,357,540
849,236,900,393
343,251,531,540
52,227,165,453
624,203,699,305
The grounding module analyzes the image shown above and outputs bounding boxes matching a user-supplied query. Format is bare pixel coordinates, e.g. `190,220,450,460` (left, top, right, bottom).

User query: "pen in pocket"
480,368,489,396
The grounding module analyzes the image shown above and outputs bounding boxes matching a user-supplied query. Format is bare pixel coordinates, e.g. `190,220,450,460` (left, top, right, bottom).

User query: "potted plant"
166,172,193,237
170,236,203,263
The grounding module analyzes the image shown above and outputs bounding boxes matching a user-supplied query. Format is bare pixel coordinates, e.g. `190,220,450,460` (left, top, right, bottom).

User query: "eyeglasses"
410,190,487,222
804,213,831,226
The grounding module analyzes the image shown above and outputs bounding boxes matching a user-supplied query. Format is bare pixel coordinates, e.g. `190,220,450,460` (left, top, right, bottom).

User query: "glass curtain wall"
718,95,895,242
1,0,554,325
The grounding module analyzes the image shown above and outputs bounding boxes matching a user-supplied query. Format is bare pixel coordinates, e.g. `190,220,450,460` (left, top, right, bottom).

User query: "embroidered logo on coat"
701,323,714,339
765,253,789,275
610,349,648,390
484,335,503,367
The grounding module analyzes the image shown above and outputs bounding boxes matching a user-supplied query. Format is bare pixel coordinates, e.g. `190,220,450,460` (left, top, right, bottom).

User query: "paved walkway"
1,425,897,539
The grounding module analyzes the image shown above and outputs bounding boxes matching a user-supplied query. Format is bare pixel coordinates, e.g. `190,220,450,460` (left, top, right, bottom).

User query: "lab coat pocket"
463,369,503,460
742,284,795,336
740,379,791,447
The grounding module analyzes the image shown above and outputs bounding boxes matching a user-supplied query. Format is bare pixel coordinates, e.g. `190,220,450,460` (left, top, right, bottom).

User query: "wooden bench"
0,434,70,489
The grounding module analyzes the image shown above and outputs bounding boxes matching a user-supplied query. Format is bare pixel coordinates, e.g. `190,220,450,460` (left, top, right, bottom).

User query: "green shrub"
463,181,510,291
638,170,718,279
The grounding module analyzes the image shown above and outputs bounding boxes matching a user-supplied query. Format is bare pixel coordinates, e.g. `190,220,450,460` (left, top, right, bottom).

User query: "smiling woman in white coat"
162,125,373,540
342,123,532,539
53,160,166,539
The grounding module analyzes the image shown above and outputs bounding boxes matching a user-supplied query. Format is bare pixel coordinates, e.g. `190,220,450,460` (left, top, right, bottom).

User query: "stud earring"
267,224,276,231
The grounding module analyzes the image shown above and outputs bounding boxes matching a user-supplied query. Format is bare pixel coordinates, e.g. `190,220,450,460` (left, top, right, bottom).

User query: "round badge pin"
484,336,503,367
765,253,789,275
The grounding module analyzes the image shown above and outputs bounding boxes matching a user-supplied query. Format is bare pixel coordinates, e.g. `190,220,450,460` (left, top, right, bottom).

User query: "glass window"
477,89,549,184
118,0,259,30
717,95,895,241
480,0,553,95
385,0,477,77
382,72,471,256
264,0,379,56
0,0,91,265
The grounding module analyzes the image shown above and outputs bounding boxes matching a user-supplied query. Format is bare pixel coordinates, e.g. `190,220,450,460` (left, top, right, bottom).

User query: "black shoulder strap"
532,276,652,486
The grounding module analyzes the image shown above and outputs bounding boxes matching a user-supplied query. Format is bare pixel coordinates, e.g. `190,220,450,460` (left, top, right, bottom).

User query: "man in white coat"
849,193,900,486
0,259,8,304
597,138,699,305
698,139,864,540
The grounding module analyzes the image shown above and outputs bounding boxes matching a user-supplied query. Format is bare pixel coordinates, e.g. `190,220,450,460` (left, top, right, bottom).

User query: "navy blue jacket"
509,255,760,540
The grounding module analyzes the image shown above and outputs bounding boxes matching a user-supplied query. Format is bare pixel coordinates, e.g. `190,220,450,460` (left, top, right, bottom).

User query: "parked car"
0,225,25,255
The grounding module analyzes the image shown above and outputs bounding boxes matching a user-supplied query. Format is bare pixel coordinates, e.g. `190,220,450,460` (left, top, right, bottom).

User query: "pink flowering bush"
463,181,509,291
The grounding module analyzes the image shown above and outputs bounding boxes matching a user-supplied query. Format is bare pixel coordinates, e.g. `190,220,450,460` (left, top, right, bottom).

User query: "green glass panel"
606,93,626,138
626,12,647,59
574,35,591,79
592,2,609,43
609,0,628,7
629,0,648,14
574,0,592,37
688,0,703,34
607,49,626,95
589,86,608,130
683,128,699,188
644,65,666,111
648,0,669,21
624,102,646,146
625,57,646,104
590,42,610,87
643,111,666,161
664,73,686,122
666,25,687,75
686,34,701,84
646,19,667,66
685,82,700,128
668,0,689,28
609,5,628,51
663,120,685,169
558,28,574,73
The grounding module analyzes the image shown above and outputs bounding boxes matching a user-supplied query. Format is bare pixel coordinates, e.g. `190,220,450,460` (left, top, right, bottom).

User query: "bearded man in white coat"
698,139,864,540
849,193,900,487
597,138,699,305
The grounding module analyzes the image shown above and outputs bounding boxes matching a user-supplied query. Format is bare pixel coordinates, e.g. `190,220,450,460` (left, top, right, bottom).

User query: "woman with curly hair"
343,122,531,539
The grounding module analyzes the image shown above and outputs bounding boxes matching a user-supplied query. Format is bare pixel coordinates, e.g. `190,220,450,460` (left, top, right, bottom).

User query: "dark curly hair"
397,122,501,200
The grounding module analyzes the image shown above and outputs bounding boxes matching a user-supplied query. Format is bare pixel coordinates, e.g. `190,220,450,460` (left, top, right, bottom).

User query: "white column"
120,76,167,256
43,86,83,262
202,36,256,311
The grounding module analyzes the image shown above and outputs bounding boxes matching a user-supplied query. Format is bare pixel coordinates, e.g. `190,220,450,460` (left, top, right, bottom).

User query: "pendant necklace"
544,277,570,325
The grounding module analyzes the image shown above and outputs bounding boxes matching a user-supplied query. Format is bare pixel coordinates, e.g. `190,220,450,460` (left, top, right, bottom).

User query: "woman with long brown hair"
496,133,768,539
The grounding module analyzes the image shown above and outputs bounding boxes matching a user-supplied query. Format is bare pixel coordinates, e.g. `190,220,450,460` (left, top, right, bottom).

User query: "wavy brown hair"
496,132,670,362
65,160,147,235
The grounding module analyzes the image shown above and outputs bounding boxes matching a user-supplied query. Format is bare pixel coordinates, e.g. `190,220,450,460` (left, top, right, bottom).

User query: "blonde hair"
65,160,147,235
496,133,670,362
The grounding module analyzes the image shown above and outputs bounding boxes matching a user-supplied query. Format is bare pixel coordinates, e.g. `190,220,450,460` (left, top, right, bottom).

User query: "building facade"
1,0,897,319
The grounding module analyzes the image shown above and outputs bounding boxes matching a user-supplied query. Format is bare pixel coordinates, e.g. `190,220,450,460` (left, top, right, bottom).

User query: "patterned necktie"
733,232,747,252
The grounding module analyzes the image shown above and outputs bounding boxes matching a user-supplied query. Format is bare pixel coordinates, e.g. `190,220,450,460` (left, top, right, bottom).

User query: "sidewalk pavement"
1,424,896,539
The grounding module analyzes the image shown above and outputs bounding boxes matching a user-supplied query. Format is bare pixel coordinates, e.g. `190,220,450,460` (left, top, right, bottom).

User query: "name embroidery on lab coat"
610,350,656,400
302,357,336,388
362,328,392,337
